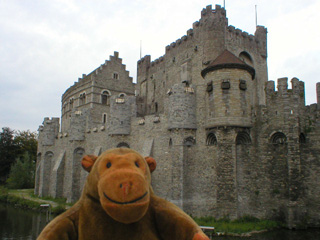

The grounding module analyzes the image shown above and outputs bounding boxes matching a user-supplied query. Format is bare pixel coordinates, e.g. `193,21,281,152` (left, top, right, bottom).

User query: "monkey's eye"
106,162,112,168
135,162,140,168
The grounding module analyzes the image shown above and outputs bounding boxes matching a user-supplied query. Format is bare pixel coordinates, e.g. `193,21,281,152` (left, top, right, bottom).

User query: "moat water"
0,203,48,239
0,202,319,240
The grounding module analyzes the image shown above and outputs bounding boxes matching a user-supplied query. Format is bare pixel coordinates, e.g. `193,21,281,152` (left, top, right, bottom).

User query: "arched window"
116,93,126,104
69,98,74,109
101,90,111,105
206,132,217,146
299,133,306,144
270,132,287,145
79,93,86,105
239,51,253,66
184,136,195,147
118,93,126,98
117,142,130,148
236,132,252,145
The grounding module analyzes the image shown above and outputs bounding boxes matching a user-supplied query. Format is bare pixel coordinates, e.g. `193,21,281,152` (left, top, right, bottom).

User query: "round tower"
109,94,132,135
168,83,197,130
201,49,255,128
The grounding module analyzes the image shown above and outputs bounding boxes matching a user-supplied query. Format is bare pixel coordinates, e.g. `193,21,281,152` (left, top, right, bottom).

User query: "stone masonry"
35,5,320,228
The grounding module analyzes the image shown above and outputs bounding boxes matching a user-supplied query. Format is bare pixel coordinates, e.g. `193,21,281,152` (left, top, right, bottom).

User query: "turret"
255,26,268,58
168,83,197,130
38,118,60,146
201,49,255,128
69,109,88,141
109,94,135,135
199,5,228,64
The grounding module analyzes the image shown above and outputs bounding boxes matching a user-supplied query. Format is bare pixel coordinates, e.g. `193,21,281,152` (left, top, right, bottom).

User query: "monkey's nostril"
120,184,123,188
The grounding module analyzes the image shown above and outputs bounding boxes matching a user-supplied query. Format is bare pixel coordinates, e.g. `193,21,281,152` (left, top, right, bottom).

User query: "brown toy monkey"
37,148,209,240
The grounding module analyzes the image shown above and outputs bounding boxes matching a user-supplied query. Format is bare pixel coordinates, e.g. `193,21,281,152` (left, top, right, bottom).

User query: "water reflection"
0,203,48,240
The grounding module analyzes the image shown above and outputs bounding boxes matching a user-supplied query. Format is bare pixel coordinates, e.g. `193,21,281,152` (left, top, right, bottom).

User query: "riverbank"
0,187,70,215
195,216,282,236
0,187,283,235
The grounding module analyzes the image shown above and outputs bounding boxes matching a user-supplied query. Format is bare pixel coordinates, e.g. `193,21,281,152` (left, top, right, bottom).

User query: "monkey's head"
81,148,156,224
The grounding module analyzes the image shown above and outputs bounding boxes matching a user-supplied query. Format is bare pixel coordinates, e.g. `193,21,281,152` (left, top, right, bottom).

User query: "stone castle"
35,5,320,228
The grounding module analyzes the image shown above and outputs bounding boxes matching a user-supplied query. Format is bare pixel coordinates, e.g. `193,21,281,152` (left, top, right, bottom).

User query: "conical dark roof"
201,49,255,79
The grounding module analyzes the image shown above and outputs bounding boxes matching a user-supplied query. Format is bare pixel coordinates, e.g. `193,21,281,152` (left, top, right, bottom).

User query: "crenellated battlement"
266,77,305,96
201,4,226,19
150,56,165,68
139,4,267,75
38,117,60,146
165,30,194,53
265,77,306,117
226,25,267,56
163,5,227,54
227,26,254,40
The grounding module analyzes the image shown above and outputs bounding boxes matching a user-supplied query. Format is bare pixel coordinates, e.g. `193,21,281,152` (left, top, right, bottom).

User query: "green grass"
6,193,47,210
0,186,71,215
30,193,73,206
194,215,282,234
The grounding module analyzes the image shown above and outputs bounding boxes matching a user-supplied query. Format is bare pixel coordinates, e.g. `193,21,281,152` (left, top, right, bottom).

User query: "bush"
6,153,35,189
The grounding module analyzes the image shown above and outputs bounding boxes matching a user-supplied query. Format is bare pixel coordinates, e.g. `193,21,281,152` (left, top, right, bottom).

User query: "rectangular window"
207,81,213,93
221,80,230,90
113,73,119,80
103,114,107,123
239,79,247,90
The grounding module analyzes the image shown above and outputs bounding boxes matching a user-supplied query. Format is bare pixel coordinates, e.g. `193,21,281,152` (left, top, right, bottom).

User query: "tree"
0,128,38,184
14,130,37,163
0,127,18,182
6,152,35,189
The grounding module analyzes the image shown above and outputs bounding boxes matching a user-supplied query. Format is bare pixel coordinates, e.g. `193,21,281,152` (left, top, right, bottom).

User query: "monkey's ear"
145,156,156,173
81,155,98,172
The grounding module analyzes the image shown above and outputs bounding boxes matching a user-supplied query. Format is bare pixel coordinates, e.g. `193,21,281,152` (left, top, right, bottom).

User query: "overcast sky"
1,0,319,131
